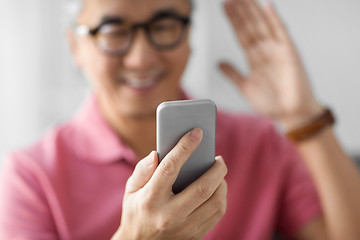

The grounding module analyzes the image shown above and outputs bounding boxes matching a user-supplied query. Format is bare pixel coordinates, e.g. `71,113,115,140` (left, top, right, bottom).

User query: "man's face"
73,0,191,119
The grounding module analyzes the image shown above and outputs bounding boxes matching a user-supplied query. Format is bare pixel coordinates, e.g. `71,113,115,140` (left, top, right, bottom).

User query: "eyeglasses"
75,12,191,56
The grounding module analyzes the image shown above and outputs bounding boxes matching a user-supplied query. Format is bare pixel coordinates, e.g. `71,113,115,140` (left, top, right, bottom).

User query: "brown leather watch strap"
286,108,335,142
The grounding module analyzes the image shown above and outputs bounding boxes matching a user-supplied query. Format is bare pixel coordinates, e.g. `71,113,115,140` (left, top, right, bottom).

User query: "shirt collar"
70,94,138,165
69,90,191,165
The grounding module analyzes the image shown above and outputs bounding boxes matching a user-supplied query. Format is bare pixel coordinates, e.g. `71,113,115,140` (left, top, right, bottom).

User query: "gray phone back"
156,99,217,194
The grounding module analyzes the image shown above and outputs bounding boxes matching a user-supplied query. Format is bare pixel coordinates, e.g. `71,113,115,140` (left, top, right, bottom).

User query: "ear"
66,28,82,68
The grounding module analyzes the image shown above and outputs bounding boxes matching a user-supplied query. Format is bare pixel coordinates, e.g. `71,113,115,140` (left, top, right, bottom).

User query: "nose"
122,29,159,70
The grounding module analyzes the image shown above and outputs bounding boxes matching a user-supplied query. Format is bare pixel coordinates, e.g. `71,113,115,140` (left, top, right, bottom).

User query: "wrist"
279,103,324,130
284,106,336,143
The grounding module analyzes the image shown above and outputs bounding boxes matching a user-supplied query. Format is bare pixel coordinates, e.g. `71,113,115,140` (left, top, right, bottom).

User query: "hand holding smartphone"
156,99,217,194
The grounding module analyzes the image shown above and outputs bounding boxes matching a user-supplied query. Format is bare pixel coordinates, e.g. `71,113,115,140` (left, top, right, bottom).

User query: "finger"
224,0,256,48
189,181,228,239
187,180,227,221
173,156,227,216
264,0,290,41
223,0,248,47
225,0,269,48
125,151,158,193
243,0,273,40
197,206,226,238
147,128,203,195
219,62,247,90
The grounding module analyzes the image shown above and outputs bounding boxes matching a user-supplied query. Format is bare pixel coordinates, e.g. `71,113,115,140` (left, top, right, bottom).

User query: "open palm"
220,0,321,127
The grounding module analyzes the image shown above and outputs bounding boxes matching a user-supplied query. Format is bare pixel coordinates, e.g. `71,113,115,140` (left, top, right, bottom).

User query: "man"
1,0,360,239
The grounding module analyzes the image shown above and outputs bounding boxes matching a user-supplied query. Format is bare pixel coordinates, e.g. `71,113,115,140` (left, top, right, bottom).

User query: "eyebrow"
100,16,125,25
99,8,187,25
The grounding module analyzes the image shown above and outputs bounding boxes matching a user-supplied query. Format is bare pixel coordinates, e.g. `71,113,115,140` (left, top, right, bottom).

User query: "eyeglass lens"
95,16,188,55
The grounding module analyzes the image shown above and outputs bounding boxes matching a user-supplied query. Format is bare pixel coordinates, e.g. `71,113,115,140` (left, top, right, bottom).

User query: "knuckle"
221,180,228,196
139,193,155,212
212,196,227,220
218,183,228,216
159,158,177,177
214,194,224,209
211,181,228,216
213,197,223,212
216,206,226,220
219,197,227,216
196,182,213,199
156,214,172,232
139,200,152,212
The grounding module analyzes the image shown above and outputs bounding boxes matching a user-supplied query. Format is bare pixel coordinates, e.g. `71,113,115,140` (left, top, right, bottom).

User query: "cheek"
79,43,121,89
165,42,191,81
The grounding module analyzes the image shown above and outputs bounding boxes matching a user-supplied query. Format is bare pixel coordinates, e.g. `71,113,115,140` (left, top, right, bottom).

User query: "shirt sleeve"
275,137,323,238
0,152,58,240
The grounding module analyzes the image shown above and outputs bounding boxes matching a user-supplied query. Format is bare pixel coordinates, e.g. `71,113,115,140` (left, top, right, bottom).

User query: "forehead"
79,0,191,25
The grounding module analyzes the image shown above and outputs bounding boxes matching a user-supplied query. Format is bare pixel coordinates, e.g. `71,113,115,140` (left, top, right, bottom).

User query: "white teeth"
126,77,157,89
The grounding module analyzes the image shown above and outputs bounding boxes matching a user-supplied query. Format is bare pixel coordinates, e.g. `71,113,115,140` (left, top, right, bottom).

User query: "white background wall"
1,0,360,165
186,0,360,156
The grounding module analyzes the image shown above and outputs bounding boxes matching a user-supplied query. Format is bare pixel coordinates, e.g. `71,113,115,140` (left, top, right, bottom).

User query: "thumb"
219,61,247,90
125,151,158,193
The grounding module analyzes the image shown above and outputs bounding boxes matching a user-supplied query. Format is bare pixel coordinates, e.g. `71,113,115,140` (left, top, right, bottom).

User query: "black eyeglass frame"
75,12,191,56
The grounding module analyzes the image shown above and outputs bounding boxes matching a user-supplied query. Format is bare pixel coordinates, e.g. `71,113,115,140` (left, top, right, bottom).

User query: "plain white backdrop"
1,0,360,165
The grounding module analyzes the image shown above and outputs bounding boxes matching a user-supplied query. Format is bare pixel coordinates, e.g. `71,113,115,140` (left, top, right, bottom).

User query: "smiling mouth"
119,74,163,91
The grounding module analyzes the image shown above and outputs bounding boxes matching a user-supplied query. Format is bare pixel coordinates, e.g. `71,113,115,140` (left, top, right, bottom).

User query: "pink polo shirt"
0,95,321,239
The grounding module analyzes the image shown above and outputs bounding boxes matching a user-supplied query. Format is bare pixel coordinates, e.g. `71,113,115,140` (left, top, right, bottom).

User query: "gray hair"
65,0,194,27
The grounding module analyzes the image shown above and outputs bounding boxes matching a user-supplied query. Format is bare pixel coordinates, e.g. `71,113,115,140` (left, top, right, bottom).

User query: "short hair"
65,0,194,26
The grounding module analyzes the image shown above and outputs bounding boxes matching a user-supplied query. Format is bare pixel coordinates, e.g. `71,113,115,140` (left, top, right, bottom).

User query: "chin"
112,95,158,120
121,105,157,120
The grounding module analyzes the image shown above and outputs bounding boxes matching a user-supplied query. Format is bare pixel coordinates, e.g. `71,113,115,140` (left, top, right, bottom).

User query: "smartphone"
156,99,217,194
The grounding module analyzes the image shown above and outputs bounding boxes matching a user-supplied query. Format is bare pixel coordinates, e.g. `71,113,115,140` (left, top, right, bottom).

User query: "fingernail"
190,128,203,141
215,155,224,162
